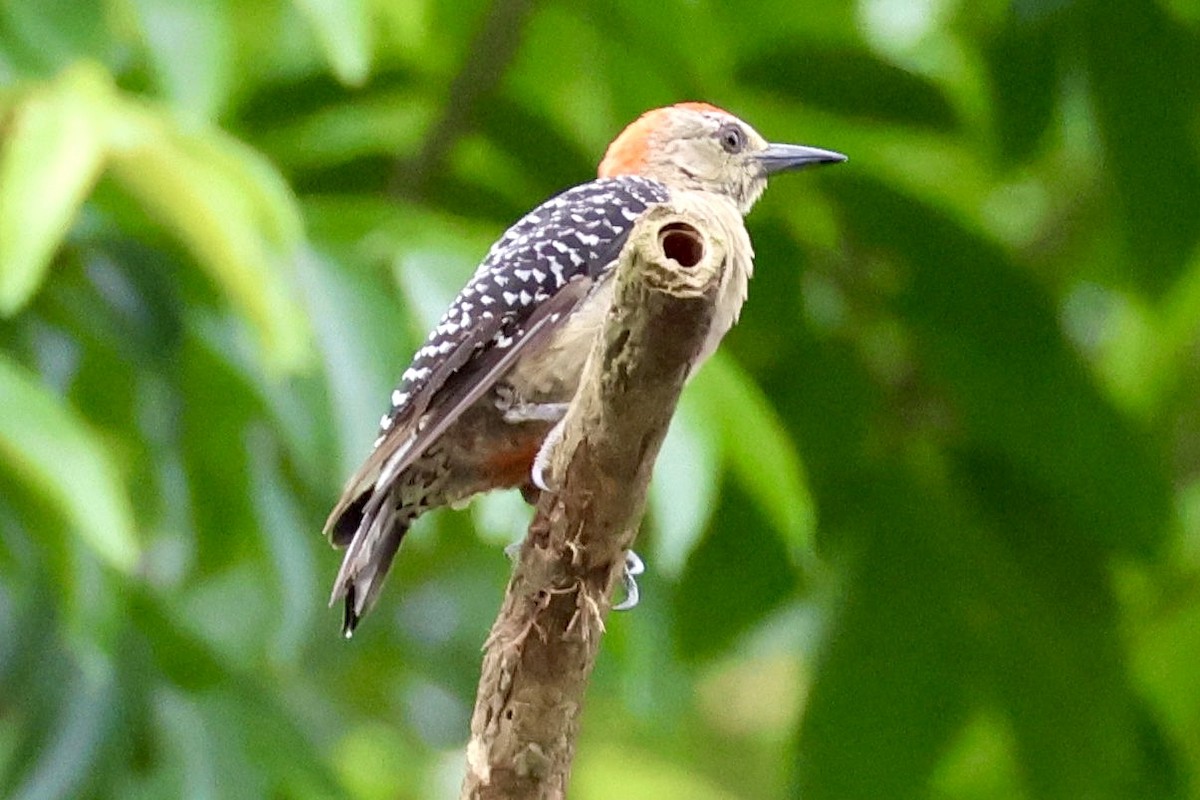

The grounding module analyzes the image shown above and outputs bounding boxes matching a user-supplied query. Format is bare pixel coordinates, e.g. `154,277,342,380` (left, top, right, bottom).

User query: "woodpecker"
325,102,845,635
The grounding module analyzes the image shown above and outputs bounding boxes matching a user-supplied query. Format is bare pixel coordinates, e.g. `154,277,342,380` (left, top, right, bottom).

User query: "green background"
1,0,1198,798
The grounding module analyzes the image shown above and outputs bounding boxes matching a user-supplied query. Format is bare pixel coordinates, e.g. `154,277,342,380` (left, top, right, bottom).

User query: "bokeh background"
1,0,1199,798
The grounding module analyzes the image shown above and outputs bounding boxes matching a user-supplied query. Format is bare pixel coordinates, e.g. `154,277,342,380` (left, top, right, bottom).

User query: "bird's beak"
757,143,847,174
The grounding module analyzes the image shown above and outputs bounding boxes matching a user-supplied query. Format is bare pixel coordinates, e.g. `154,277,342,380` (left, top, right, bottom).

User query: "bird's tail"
328,496,412,637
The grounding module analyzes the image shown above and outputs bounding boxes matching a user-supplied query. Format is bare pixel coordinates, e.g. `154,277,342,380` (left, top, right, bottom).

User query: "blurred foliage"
0,0,1198,798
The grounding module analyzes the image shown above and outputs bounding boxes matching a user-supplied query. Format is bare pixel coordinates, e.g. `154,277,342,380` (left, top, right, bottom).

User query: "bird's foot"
612,550,645,611
501,401,570,424
531,417,567,492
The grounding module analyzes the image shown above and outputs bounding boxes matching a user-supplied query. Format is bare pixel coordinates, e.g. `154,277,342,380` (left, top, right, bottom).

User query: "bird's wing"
328,274,595,626
324,176,670,545
326,274,593,546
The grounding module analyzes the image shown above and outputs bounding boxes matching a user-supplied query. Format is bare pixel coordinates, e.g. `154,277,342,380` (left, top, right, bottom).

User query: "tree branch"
460,203,732,799
391,0,537,197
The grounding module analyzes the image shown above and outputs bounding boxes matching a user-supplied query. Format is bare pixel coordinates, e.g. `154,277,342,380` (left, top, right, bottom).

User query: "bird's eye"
718,124,746,154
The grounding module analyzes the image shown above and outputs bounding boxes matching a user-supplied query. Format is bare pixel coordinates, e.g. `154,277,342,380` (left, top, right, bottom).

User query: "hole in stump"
658,222,704,267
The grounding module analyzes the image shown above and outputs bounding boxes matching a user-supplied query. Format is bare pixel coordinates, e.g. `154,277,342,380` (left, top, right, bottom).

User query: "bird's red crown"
598,102,731,178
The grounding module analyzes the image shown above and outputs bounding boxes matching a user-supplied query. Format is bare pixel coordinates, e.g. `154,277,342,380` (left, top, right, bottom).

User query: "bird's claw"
531,417,567,492
612,550,645,611
531,452,553,493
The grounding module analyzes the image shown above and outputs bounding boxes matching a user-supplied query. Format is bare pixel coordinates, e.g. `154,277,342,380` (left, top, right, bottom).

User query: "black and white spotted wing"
324,175,670,540
382,176,670,427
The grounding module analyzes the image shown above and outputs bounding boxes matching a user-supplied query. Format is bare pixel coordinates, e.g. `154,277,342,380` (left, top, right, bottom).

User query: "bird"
325,102,846,636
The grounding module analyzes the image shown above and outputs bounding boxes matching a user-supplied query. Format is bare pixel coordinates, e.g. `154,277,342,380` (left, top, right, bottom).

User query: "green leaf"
153,690,220,800
795,475,972,800
8,652,116,800
648,399,719,577
132,591,343,796
691,353,815,555
293,246,406,477
125,0,234,121
951,451,1180,800
128,589,227,692
797,463,1170,799
0,63,110,313
984,15,1062,164
332,721,426,800
254,91,433,173
675,485,797,661
106,100,311,372
292,0,372,87
0,0,111,76
828,174,1172,558
471,97,598,194
174,119,306,247
737,43,958,132
1081,266,1200,418
0,353,140,573
245,427,318,663
573,744,740,800
1081,0,1200,294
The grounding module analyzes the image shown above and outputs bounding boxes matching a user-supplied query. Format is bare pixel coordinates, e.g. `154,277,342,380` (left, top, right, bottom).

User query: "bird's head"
598,102,846,214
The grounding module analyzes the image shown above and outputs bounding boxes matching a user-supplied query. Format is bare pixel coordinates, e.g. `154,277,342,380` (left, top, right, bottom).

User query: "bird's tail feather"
330,503,412,637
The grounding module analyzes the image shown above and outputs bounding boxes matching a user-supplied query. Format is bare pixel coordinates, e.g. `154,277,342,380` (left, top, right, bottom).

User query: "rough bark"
460,203,732,799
